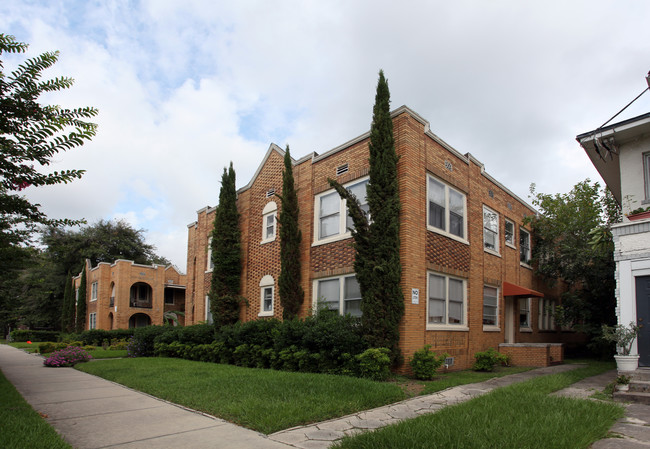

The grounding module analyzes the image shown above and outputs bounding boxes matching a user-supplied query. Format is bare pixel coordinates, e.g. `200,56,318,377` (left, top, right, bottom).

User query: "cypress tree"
75,266,87,332
209,162,243,328
61,272,73,332
278,146,304,319
329,70,404,362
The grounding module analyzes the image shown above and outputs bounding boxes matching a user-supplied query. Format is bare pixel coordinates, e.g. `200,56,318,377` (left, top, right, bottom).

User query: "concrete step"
630,369,650,382
629,380,650,393
613,390,650,405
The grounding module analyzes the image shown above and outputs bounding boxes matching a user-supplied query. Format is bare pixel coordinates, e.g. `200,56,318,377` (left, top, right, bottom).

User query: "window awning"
502,281,544,298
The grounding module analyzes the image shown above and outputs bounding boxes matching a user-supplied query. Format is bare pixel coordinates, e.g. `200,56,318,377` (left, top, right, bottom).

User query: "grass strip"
76,357,406,434
421,365,532,394
0,370,72,449
333,361,622,449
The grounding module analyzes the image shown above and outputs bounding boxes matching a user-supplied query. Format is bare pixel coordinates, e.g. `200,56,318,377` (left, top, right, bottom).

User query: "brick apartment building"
75,259,186,330
185,106,571,370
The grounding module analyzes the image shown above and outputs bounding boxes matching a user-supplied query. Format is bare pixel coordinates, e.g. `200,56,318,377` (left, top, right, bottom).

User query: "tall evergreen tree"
61,272,74,332
75,266,87,332
278,146,304,319
209,163,243,328
329,70,404,361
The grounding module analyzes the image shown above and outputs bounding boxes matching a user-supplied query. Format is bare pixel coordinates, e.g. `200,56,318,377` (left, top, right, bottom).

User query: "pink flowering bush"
43,346,92,367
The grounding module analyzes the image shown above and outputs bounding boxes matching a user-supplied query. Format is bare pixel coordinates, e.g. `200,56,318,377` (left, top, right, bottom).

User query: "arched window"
259,275,274,317
130,282,152,308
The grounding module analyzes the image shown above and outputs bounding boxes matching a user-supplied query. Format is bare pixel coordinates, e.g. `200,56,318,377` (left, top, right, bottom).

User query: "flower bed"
43,346,92,367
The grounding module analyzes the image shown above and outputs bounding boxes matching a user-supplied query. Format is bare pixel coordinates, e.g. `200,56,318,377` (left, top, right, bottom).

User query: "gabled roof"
577,112,650,203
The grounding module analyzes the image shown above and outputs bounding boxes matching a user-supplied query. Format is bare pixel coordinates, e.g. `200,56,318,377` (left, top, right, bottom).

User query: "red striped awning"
502,281,544,298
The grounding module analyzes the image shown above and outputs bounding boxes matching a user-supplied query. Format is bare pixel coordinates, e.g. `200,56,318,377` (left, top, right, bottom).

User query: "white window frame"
261,202,278,244
89,312,96,330
520,228,531,266
312,274,362,317
426,271,468,330
504,219,516,249
313,177,369,246
426,174,468,243
91,282,98,302
644,152,650,201
205,295,213,324
483,206,500,255
259,275,275,317
482,285,499,329
538,298,555,330
206,236,214,272
519,297,531,329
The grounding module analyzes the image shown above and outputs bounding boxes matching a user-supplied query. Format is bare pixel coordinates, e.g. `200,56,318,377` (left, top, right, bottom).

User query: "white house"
578,110,650,367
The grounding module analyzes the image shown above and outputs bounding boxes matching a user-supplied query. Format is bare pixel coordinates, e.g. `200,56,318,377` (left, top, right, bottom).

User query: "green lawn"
76,357,407,433
420,365,533,394
0,370,72,449
333,361,622,449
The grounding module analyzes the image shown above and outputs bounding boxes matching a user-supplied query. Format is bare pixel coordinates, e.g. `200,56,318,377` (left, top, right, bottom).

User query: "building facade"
579,111,650,366
186,106,569,370
75,259,186,330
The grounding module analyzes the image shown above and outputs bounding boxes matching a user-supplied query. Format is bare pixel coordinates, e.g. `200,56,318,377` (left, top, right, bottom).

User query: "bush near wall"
77,329,134,346
151,314,389,379
9,330,60,342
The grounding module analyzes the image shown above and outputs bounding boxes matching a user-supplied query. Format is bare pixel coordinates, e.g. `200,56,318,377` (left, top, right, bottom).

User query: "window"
427,175,466,240
643,153,650,201
91,282,98,301
483,286,498,327
89,312,96,330
206,237,213,272
315,178,368,243
164,289,174,305
483,206,499,253
427,272,466,328
261,202,277,243
259,275,274,317
520,228,531,265
205,295,213,324
504,219,515,247
539,298,555,330
315,275,361,317
519,298,530,328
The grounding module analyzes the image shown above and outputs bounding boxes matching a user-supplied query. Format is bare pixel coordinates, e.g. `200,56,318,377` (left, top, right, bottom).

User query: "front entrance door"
636,276,650,367
505,297,515,344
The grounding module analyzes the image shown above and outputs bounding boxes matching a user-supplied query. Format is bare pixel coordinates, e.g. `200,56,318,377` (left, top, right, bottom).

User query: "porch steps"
613,369,650,404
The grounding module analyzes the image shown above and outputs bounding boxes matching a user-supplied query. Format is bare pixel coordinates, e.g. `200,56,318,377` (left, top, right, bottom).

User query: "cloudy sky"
2,0,649,271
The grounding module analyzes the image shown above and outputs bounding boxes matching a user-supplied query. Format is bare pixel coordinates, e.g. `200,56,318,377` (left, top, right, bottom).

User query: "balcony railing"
130,299,152,309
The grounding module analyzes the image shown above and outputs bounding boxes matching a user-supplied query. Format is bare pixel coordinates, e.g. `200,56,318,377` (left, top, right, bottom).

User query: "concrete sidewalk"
2,343,649,449
0,344,291,449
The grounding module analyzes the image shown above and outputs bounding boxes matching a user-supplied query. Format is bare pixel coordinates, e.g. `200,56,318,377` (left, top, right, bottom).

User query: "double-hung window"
315,275,362,317
205,295,213,324
483,286,498,327
520,228,531,265
427,272,466,328
206,237,214,272
89,312,96,330
427,175,466,241
259,275,274,317
261,202,277,244
315,178,368,243
504,219,515,248
538,298,555,330
91,282,98,301
483,206,499,253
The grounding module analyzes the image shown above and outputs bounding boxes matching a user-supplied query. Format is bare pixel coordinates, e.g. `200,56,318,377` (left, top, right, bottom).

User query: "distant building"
578,111,650,366
185,106,572,370
74,259,186,330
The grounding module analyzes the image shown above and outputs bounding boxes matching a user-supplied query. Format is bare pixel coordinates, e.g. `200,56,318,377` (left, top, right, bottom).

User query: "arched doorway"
130,282,152,308
128,313,151,328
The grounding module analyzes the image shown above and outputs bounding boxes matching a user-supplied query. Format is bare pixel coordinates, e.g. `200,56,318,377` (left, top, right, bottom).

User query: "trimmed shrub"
109,339,128,350
10,330,59,342
356,348,391,381
38,342,56,354
43,346,92,367
409,345,447,380
473,347,509,372
130,326,170,357
77,329,134,346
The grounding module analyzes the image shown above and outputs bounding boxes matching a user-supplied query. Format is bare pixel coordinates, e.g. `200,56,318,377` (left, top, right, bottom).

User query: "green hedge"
77,329,134,346
9,330,60,342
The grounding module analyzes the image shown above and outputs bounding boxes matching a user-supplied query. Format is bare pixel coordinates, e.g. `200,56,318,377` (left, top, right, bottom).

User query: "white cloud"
2,0,650,271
